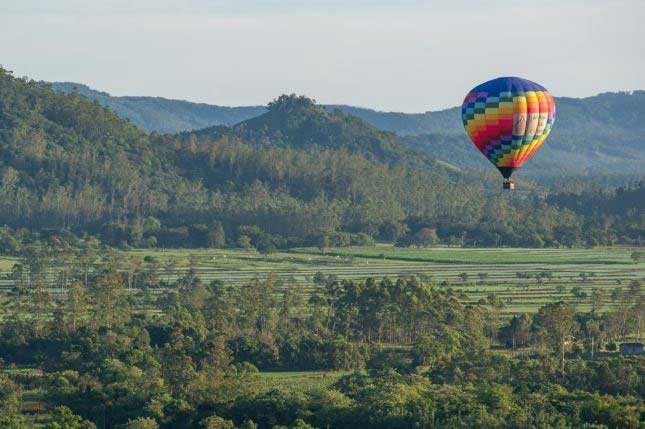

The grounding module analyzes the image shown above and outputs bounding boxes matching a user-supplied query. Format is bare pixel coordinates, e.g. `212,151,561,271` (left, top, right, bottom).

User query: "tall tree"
208,222,226,248
534,302,577,374
90,272,131,330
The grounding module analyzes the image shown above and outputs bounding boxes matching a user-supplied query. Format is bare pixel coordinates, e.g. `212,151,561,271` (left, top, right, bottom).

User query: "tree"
201,416,235,429
143,216,161,233
125,418,159,429
90,272,131,329
65,281,89,332
31,278,53,338
412,327,463,368
0,374,23,426
238,235,253,249
571,286,586,299
585,319,601,358
499,314,532,349
240,420,258,429
591,288,605,313
208,222,226,248
318,234,331,253
634,296,644,341
534,302,578,373
412,228,438,246
45,406,96,429
477,272,489,285
628,279,641,299
274,419,317,429
0,414,26,429
159,337,197,397
255,235,276,254
77,238,99,288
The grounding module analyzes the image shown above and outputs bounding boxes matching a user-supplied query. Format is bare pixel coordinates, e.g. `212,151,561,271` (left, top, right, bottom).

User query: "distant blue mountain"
49,82,266,133
49,82,644,176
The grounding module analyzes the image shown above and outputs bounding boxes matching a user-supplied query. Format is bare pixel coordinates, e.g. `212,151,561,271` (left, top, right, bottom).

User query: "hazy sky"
1,0,643,112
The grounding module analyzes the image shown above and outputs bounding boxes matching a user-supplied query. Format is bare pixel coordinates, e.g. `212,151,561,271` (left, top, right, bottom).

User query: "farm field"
2,245,640,315
130,245,644,314
252,370,350,392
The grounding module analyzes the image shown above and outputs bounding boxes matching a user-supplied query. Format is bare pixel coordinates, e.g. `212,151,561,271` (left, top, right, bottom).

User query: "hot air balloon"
461,77,556,189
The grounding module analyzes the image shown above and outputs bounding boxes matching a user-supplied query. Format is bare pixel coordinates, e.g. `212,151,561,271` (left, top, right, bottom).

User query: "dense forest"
0,245,642,427
1,70,642,252
49,81,645,177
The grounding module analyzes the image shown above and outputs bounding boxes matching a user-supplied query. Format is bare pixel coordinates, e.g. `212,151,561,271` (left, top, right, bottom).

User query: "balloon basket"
503,179,515,190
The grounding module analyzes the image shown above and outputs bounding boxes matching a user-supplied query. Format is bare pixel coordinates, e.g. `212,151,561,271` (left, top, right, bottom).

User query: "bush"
366,348,413,374
46,406,96,429
351,233,374,246
227,334,279,369
201,415,235,429
278,335,367,371
397,227,439,247
126,417,158,429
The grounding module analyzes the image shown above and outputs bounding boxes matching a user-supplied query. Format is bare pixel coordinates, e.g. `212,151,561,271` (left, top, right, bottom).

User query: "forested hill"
49,81,645,176
0,69,464,249
188,94,448,169
1,69,641,250
403,92,645,177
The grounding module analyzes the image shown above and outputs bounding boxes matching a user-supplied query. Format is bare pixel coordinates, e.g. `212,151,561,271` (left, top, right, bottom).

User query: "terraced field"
0,245,642,314
252,370,350,392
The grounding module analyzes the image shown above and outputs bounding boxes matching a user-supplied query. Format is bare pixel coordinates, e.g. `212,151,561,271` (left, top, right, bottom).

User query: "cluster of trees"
0,247,642,427
0,69,642,252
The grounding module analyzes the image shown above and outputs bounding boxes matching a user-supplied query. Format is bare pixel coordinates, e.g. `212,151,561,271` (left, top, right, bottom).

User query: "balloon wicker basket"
503,179,515,190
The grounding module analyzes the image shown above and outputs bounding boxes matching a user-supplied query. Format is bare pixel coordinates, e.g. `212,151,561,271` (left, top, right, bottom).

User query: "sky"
1,0,644,112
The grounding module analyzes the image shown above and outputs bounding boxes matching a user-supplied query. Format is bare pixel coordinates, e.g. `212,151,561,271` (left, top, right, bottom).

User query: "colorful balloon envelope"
461,77,556,189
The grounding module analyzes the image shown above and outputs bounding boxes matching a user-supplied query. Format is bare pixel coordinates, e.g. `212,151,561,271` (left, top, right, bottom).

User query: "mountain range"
1,69,641,250
49,82,645,177
2,70,461,247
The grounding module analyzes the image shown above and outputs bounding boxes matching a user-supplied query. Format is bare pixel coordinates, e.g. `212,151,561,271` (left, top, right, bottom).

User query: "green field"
1,245,642,314
252,370,350,392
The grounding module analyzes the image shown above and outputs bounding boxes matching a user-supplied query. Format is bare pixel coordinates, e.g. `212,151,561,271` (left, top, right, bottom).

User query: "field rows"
0,246,641,313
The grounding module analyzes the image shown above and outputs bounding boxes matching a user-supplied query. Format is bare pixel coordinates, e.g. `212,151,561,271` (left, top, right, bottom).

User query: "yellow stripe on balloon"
498,102,513,115
496,148,523,167
520,130,551,164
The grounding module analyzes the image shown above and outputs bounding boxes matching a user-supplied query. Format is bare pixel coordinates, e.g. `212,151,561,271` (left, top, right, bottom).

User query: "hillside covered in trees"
49,81,645,177
0,69,642,252
403,91,645,178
